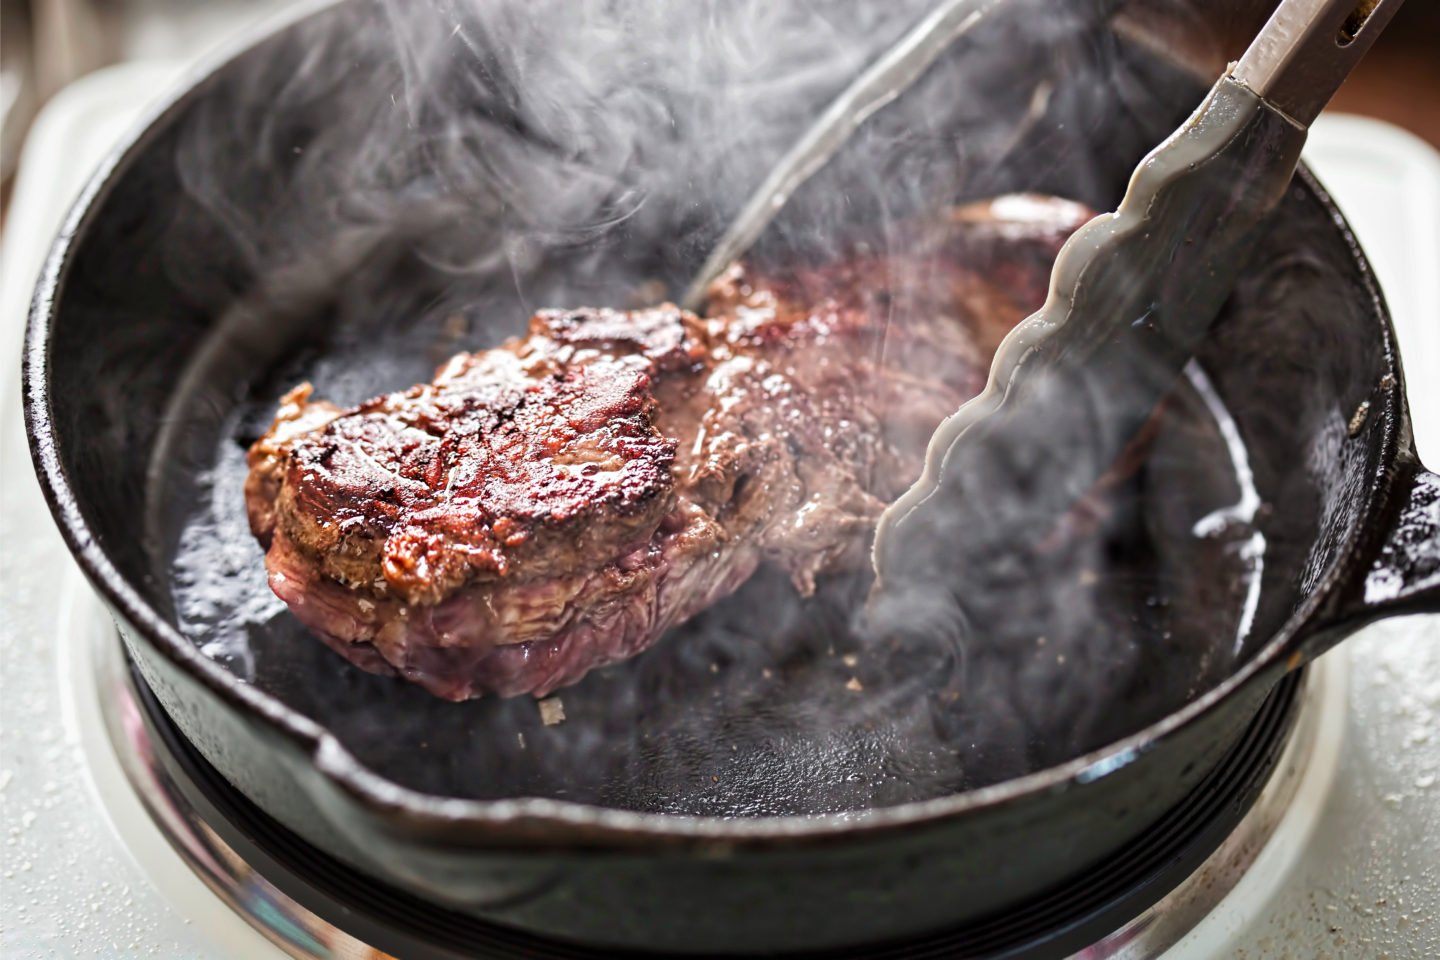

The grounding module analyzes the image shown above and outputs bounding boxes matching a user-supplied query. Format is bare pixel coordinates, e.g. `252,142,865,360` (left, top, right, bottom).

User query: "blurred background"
1,0,300,205
2,0,1438,217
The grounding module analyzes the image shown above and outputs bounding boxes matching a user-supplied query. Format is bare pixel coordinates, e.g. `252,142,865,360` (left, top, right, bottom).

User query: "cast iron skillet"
23,0,1440,954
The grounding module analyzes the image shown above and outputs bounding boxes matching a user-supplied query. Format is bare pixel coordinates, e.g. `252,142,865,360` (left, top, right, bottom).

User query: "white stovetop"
1,55,1437,960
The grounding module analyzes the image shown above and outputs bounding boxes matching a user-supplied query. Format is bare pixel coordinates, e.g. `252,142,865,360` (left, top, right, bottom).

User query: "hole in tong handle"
1337,0,1381,46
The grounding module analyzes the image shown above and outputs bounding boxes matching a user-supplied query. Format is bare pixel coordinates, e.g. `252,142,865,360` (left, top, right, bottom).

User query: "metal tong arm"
869,0,1408,585
1233,0,1406,127
679,0,1014,311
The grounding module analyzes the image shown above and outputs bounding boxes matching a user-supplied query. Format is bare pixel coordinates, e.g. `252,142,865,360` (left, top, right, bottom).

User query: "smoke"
167,0,925,314
157,0,1267,813
163,0,1156,332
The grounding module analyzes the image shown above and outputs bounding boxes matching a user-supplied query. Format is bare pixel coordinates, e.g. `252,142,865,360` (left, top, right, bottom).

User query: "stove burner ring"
95,626,1322,959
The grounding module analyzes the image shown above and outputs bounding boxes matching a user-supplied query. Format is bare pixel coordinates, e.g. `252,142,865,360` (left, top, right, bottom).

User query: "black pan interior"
42,0,1391,816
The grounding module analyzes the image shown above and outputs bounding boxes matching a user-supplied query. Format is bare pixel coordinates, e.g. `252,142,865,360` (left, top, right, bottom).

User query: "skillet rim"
20,0,1407,849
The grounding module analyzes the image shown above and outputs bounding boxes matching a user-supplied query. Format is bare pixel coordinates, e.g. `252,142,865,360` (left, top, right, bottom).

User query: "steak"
245,195,1091,699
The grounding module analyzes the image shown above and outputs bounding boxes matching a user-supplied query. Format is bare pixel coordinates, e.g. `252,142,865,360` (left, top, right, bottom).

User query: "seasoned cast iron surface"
163,284,1263,815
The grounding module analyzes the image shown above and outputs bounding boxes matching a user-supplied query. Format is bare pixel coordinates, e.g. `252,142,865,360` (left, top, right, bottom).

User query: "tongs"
679,0,1404,606
867,0,1405,589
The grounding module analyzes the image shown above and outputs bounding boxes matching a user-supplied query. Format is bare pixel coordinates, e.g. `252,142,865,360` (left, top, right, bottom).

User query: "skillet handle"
1296,460,1440,665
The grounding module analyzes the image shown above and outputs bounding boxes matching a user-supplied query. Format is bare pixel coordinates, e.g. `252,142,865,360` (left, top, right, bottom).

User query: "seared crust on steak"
249,311,697,605
245,195,1093,699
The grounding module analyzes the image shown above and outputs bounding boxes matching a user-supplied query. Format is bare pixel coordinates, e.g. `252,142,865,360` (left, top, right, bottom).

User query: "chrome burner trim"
1087,653,1345,958
76,584,390,959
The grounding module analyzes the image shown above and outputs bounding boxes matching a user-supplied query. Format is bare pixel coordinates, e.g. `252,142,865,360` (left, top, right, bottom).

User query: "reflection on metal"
1084,655,1343,959
92,619,396,960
